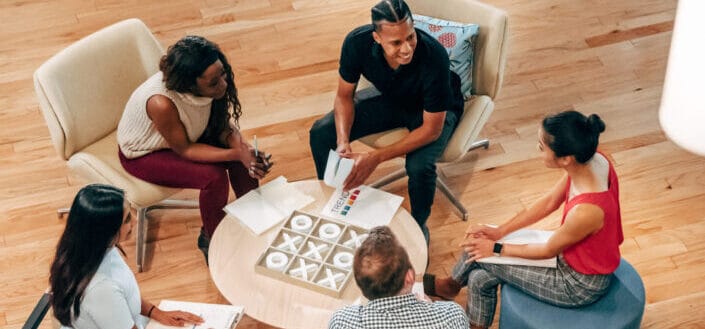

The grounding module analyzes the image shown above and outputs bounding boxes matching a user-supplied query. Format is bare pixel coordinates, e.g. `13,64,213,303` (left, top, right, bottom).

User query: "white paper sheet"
146,300,244,329
477,229,557,268
224,176,315,235
323,150,355,188
320,185,403,229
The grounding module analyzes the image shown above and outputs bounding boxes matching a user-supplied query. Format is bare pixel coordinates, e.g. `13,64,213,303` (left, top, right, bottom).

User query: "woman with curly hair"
117,36,272,260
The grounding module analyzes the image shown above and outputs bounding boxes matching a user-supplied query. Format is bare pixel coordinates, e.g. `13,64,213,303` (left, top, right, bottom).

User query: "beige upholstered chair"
358,0,509,220
34,18,197,272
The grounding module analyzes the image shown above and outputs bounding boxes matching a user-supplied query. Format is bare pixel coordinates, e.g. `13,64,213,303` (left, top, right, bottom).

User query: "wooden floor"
2,0,704,328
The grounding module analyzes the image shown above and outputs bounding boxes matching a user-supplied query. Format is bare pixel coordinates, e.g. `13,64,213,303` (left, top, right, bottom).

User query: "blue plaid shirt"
328,293,468,328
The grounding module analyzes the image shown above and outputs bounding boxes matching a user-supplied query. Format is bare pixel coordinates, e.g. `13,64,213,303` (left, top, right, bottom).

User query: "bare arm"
333,76,357,154
140,298,203,327
501,203,605,259
463,198,605,261
472,174,570,240
146,95,248,163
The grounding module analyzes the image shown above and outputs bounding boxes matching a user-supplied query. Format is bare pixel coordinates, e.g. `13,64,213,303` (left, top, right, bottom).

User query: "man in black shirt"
309,0,463,243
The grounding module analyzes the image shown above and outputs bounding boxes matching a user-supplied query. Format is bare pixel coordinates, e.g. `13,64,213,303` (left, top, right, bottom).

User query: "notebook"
477,229,557,268
145,300,244,329
320,185,403,229
224,176,315,235
323,150,355,189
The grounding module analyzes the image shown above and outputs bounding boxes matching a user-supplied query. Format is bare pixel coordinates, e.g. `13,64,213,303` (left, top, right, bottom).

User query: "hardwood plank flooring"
2,0,702,328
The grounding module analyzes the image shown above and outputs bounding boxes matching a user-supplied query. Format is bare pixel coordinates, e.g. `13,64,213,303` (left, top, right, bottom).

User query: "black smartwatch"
493,242,503,257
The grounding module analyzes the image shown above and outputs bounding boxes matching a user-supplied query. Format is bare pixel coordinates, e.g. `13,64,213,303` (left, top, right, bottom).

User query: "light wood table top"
208,180,427,329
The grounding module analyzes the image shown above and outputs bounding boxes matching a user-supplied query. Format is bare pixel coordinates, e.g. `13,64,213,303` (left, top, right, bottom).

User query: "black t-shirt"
339,24,463,117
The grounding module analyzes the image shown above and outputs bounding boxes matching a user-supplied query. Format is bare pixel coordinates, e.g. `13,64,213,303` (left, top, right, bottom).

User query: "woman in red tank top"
424,110,623,329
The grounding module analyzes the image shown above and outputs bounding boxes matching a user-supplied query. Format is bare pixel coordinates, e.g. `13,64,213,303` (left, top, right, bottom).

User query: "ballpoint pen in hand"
253,135,258,158
191,313,202,329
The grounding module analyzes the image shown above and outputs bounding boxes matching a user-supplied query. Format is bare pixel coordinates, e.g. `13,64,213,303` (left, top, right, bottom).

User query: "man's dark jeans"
309,89,459,244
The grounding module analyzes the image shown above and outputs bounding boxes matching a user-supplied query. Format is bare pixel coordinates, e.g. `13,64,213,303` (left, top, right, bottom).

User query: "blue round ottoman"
499,258,645,329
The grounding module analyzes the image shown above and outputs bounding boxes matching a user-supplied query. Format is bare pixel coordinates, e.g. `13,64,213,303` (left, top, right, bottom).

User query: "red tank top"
561,153,623,275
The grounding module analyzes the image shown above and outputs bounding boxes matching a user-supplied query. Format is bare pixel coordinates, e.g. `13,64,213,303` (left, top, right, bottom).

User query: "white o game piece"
333,251,353,269
290,215,313,233
265,251,288,271
318,223,341,240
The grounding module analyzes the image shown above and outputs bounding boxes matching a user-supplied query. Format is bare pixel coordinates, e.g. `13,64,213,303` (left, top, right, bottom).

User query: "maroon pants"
119,149,258,237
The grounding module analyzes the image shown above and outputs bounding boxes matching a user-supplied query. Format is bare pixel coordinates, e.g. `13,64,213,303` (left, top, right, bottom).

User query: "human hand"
151,308,203,327
248,150,274,179
465,224,503,241
461,236,496,263
336,142,352,157
342,152,380,191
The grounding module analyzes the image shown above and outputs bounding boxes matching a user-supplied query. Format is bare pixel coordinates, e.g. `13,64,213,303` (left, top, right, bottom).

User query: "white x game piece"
317,268,345,290
277,233,302,252
302,241,328,260
289,258,317,281
343,231,369,248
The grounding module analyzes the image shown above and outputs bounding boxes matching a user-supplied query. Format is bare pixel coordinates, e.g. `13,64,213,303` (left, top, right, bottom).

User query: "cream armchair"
358,0,509,220
34,18,197,272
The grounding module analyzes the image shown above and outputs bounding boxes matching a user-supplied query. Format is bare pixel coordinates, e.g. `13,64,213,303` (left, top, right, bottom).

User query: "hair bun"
587,114,606,134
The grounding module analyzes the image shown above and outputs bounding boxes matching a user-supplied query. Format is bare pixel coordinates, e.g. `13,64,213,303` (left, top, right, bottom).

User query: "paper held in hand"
323,150,354,189
224,176,315,235
320,185,403,229
477,228,557,268
145,300,244,329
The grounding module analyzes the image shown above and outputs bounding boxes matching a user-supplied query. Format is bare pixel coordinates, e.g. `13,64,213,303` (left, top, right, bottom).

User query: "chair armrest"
439,95,494,163
22,292,51,329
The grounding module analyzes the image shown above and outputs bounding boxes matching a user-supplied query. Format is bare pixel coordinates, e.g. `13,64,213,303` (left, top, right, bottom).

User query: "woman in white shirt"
49,184,203,329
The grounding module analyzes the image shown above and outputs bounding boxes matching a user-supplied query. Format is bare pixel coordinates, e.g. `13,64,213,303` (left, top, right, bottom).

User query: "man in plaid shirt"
328,226,468,328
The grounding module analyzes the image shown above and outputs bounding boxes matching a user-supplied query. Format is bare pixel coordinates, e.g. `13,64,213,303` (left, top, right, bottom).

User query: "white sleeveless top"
118,71,213,159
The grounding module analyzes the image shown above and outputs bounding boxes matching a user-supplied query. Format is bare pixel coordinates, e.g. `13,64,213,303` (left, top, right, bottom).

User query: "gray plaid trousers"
451,253,611,327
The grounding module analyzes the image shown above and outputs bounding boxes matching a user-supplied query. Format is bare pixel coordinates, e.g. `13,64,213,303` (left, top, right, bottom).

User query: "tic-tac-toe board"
254,210,369,298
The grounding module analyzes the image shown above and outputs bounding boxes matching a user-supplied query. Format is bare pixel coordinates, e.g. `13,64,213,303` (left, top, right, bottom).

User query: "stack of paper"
323,150,354,188
224,176,315,235
477,229,557,268
320,185,403,229
146,300,244,329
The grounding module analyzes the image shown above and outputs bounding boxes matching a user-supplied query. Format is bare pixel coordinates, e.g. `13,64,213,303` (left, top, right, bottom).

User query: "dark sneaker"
198,229,211,265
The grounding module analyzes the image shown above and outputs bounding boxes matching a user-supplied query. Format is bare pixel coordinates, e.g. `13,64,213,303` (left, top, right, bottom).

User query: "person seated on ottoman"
424,110,624,329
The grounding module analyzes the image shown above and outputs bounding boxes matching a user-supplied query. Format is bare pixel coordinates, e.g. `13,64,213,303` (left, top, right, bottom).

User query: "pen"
254,135,258,158
192,313,202,329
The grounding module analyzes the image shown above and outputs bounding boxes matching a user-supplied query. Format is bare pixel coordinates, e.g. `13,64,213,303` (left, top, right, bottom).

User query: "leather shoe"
423,273,461,300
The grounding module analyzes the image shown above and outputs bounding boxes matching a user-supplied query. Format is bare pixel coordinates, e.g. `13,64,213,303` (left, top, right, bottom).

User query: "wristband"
147,305,156,318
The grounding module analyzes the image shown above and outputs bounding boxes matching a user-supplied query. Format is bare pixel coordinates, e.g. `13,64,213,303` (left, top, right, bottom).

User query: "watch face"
493,242,503,254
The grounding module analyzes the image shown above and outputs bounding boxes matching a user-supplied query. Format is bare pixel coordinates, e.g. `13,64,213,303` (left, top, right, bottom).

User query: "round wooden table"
208,180,427,329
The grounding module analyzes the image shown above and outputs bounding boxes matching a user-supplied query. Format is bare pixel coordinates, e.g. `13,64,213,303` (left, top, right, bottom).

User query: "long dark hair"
542,110,606,163
159,35,241,147
49,184,126,326
371,0,413,31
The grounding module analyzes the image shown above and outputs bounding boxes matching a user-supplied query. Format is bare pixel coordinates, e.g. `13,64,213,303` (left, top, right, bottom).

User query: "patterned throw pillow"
413,14,480,99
